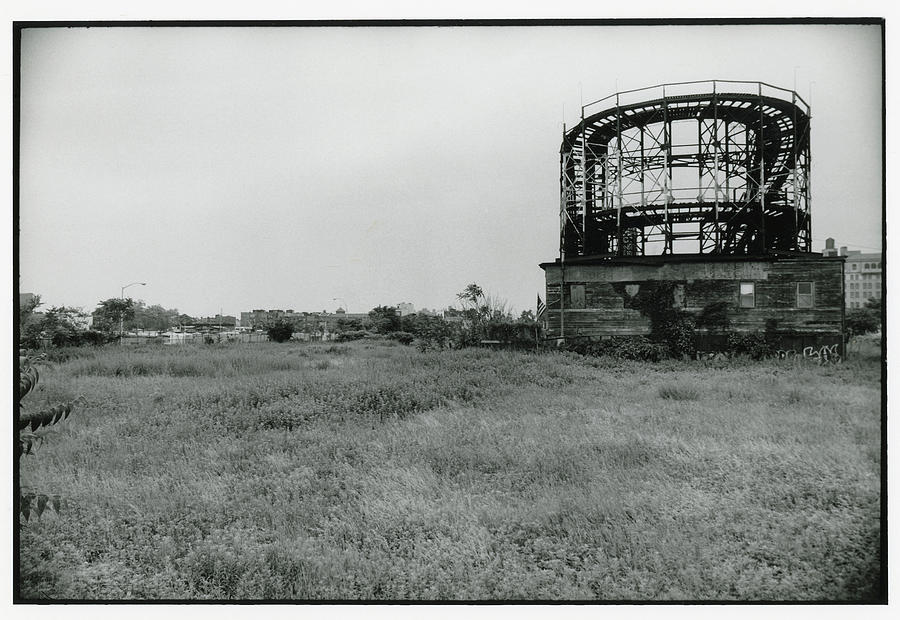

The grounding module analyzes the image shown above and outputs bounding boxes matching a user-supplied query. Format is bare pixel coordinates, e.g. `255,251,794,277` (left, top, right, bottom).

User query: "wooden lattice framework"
560,80,812,259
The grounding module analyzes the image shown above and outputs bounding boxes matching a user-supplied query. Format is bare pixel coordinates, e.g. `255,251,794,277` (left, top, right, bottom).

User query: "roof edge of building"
539,252,843,270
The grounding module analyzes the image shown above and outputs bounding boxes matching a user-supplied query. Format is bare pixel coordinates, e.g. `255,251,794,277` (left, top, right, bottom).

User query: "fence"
121,332,271,345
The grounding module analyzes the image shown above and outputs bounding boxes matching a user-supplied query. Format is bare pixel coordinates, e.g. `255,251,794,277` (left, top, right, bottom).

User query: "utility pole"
120,282,146,343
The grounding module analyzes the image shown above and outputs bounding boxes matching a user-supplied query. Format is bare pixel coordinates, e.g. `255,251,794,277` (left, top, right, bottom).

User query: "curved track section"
560,81,811,258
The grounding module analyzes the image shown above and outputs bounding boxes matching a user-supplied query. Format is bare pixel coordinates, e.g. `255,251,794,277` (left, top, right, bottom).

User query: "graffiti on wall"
802,344,841,364
774,344,841,364
694,344,841,364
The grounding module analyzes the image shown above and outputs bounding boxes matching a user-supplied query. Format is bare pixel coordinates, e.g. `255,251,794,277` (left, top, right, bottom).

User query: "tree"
19,301,95,348
846,297,882,338
336,317,364,332
131,303,180,332
20,294,42,322
41,306,90,347
398,313,418,333
453,283,522,346
368,306,400,334
92,298,136,336
456,283,484,313
19,295,43,348
410,313,453,351
265,318,295,343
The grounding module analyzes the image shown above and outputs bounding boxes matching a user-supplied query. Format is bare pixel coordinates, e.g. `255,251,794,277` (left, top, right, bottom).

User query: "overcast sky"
18,23,883,318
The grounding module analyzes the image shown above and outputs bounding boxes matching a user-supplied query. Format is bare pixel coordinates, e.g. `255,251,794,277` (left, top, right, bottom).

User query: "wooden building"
540,254,844,354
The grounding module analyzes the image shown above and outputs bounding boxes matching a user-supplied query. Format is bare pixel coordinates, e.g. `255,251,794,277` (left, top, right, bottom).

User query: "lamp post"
120,282,146,342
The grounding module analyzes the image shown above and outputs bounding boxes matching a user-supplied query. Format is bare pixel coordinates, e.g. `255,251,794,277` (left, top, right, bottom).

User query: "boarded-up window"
673,284,685,309
739,282,755,308
570,284,585,309
797,282,814,308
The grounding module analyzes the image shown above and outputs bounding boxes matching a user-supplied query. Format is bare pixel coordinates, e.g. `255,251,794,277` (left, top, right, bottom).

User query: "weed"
658,384,701,401
17,341,882,601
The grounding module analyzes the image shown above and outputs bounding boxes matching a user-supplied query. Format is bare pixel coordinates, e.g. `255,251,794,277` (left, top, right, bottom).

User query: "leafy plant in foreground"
18,351,80,520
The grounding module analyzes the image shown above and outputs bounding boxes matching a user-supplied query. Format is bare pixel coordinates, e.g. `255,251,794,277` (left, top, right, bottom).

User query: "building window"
797,282,814,308
570,284,585,309
739,282,755,308
852,263,858,270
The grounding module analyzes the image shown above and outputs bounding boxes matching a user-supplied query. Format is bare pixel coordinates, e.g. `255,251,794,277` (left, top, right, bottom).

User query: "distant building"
19,293,37,309
73,314,93,330
397,302,415,316
238,307,368,336
195,315,237,329
841,248,883,309
442,307,465,323
819,238,882,309
240,309,270,329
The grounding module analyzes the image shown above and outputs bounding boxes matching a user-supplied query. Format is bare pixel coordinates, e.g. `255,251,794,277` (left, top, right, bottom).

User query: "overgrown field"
18,340,883,600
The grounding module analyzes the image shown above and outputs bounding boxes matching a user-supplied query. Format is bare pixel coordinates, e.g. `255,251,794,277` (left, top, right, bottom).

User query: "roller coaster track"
560,82,811,258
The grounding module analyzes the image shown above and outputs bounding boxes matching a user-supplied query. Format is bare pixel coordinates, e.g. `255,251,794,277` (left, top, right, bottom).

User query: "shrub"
565,336,669,362
726,332,774,360
387,331,415,346
411,315,455,351
845,298,881,338
264,319,294,343
659,311,696,358
617,281,696,357
335,330,368,342
50,330,80,348
79,330,109,346
368,306,401,334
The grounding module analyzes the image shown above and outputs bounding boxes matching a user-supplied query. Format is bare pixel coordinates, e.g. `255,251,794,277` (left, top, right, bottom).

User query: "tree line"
264,283,540,350
19,284,543,350
19,296,192,348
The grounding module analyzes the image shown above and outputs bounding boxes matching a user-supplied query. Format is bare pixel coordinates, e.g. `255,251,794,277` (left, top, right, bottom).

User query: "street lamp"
120,281,146,341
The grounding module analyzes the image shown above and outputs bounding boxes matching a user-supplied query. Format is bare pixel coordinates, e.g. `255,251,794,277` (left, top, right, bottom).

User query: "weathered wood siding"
542,257,843,346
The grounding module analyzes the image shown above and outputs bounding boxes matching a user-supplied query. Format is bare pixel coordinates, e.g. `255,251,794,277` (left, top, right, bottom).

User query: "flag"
537,294,546,319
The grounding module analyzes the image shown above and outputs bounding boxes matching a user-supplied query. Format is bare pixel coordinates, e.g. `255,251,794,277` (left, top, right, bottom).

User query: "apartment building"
821,238,883,309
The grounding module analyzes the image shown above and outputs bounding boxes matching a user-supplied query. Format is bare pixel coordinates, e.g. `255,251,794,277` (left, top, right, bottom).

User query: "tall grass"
17,341,882,600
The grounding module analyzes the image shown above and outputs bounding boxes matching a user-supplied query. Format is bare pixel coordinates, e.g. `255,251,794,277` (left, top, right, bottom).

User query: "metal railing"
582,80,809,118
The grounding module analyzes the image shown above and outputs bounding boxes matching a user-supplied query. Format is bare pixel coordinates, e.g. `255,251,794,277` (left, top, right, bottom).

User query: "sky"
17,22,883,318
